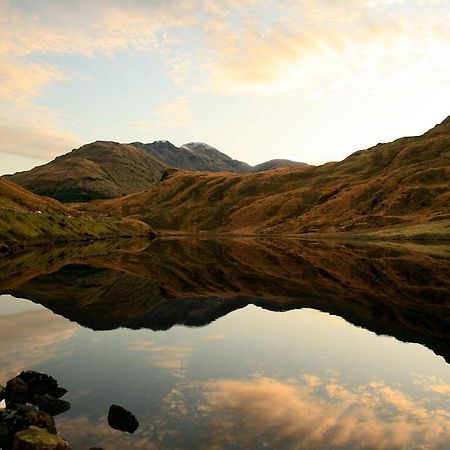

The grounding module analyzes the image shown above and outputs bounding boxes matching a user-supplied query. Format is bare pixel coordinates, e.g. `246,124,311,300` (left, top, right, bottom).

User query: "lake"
1,238,449,449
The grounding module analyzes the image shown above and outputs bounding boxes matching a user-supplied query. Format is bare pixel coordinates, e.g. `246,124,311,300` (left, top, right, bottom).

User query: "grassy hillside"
4,140,307,203
252,159,308,172
5,141,167,202
80,116,450,235
0,179,151,248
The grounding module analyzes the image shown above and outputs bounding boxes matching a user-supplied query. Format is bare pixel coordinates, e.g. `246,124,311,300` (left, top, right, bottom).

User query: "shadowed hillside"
1,238,449,362
80,116,450,234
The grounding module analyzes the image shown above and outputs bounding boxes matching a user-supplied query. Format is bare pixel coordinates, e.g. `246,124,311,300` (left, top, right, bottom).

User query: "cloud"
133,96,192,133
128,339,192,378
0,308,77,382
0,124,80,160
189,0,450,95
163,376,450,449
0,0,195,159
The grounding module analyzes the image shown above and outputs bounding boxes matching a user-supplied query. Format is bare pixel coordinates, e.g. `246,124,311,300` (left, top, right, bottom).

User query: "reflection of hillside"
1,238,449,362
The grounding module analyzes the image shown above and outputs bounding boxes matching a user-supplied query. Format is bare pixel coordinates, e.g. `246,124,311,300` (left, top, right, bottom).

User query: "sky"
1,0,450,175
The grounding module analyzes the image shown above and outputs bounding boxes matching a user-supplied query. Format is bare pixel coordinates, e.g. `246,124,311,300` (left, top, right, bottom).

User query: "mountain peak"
425,115,450,136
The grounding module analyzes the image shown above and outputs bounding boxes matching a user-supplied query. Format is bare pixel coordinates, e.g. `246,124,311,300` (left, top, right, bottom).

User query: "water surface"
0,238,449,449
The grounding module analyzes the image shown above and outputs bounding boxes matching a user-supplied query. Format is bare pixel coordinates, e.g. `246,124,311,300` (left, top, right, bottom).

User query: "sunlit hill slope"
80,117,450,234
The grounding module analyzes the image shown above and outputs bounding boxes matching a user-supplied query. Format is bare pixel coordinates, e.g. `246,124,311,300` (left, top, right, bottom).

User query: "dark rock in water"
30,394,70,416
0,384,5,402
12,426,69,450
107,404,139,433
5,377,28,404
19,371,67,399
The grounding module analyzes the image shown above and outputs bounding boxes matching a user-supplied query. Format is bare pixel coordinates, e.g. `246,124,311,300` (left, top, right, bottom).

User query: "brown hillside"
5,141,167,202
80,116,450,234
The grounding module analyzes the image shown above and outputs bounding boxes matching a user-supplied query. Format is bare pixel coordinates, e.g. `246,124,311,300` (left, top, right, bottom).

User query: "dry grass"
79,117,450,237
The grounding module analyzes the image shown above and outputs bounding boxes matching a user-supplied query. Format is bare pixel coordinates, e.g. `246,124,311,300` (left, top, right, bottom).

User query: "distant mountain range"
4,140,306,202
80,116,450,234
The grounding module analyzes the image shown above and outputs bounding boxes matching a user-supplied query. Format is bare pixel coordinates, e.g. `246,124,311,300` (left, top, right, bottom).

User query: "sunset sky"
1,0,450,174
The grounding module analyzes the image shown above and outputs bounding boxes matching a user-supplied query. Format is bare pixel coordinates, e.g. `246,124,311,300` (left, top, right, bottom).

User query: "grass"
0,208,150,250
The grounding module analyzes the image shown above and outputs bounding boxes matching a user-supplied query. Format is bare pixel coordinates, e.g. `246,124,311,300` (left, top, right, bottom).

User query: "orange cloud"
168,376,450,449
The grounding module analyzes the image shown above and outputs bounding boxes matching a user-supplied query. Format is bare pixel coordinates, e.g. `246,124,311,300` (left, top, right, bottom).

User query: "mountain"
4,140,306,203
252,159,308,172
4,141,167,202
131,141,252,172
80,116,450,234
0,178,151,248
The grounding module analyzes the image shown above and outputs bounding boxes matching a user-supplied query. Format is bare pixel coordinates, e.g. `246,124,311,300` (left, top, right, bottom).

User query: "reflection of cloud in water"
163,376,450,450
129,340,192,378
57,416,158,450
0,309,77,381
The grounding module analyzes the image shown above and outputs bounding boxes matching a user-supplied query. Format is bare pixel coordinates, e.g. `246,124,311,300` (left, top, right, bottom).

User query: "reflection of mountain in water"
1,238,449,362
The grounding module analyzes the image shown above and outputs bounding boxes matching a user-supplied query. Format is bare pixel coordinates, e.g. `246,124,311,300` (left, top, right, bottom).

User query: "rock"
12,426,69,450
107,404,139,433
26,410,57,435
0,421,9,444
31,394,70,416
19,371,67,399
6,377,28,404
0,384,5,402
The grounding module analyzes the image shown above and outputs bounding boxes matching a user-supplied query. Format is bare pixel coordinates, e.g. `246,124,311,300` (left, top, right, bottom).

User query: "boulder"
5,377,28,404
107,404,139,433
0,384,5,402
12,426,69,450
19,371,67,399
30,394,70,416
26,410,57,435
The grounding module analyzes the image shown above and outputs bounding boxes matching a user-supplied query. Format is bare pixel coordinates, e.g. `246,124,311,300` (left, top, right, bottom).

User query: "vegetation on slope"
0,179,151,248
5,141,167,202
80,116,450,235
4,140,306,203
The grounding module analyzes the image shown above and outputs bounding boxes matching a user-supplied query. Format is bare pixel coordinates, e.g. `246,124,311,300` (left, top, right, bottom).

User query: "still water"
0,238,449,449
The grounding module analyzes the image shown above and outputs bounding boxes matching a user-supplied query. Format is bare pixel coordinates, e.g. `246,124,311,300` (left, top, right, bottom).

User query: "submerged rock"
12,426,69,450
107,404,139,433
30,394,70,416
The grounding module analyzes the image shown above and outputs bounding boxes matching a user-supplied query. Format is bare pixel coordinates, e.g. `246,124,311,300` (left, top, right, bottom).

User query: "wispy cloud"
165,375,450,449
